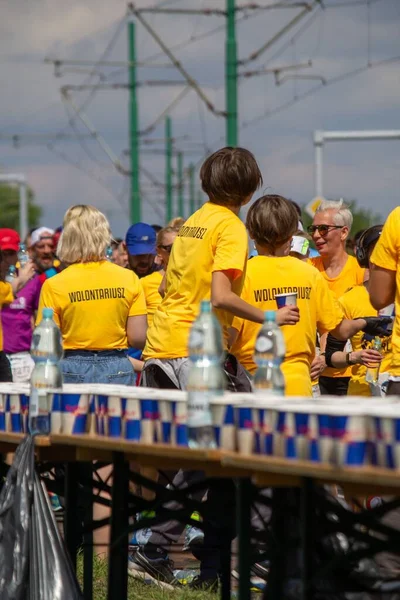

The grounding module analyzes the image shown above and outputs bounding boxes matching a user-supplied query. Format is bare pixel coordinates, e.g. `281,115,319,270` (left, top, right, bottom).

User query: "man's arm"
368,264,396,310
211,270,299,326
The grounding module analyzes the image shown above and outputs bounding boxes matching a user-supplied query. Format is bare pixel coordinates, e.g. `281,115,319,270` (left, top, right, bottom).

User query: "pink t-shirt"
2,276,42,354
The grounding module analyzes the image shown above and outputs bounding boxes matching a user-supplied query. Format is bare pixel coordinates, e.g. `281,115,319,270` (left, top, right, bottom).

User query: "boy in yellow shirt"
133,149,299,589
142,148,298,386
229,195,384,396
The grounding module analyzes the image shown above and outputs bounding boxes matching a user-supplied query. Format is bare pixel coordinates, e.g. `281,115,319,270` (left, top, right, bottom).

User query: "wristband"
346,352,354,366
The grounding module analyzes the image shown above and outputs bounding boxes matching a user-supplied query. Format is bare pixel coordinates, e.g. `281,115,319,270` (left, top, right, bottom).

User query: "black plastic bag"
0,434,34,600
0,435,83,599
28,472,83,600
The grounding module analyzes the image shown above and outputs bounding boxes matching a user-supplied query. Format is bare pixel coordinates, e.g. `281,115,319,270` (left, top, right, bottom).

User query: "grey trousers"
145,469,206,551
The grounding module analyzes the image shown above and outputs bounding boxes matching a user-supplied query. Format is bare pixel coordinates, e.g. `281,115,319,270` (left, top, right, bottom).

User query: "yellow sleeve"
212,219,248,275
338,293,351,320
0,282,14,306
370,207,400,272
128,272,147,317
315,273,344,334
36,280,61,327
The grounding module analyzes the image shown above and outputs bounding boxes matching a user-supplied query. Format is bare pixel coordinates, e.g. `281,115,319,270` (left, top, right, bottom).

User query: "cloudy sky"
1,0,399,236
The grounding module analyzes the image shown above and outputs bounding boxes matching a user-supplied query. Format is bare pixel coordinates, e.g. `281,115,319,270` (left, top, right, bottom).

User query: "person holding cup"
229,195,387,396
324,225,392,396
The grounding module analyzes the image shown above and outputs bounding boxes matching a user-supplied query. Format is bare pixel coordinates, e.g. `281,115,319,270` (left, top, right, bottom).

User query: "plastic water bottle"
30,308,63,434
365,336,382,385
253,310,286,395
18,243,29,268
5,265,17,284
187,300,225,448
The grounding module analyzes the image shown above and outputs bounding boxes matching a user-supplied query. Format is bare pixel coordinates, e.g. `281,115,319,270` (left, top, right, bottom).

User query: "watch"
345,352,354,365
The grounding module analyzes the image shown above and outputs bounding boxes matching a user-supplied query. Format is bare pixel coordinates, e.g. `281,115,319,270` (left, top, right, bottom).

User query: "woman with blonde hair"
140,226,179,325
37,204,147,384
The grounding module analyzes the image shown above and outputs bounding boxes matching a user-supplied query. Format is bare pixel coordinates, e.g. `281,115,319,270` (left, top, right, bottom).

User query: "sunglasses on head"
307,224,343,235
158,243,173,253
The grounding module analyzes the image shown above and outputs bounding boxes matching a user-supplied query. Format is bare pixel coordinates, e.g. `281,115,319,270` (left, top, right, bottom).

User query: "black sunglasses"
158,244,173,253
307,224,343,235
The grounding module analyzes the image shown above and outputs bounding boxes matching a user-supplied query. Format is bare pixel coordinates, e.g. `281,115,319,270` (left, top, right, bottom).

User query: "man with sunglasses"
308,199,365,395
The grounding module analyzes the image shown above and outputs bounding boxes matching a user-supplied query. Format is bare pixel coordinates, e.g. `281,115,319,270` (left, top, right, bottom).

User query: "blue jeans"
61,350,135,385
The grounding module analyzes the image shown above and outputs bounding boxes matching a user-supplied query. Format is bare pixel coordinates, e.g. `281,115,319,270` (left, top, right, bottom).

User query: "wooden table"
1,433,400,600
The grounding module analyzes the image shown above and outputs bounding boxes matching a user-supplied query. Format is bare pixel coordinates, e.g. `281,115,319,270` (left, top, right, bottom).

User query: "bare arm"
330,318,367,341
11,261,36,295
126,315,147,349
211,271,299,326
227,326,239,348
369,264,396,310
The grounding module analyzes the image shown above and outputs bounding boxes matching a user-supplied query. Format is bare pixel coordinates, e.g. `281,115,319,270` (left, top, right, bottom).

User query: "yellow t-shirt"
141,271,163,328
309,254,365,378
0,282,14,351
370,206,400,377
143,202,248,360
230,256,343,397
338,285,392,396
37,262,146,350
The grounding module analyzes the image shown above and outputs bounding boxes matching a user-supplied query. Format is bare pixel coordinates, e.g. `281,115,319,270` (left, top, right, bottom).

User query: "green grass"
77,554,217,600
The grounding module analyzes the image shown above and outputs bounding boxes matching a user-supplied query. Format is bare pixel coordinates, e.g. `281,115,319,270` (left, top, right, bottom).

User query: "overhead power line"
241,54,400,130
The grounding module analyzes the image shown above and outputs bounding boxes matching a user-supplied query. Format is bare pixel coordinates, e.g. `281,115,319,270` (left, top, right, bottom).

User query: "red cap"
0,228,20,252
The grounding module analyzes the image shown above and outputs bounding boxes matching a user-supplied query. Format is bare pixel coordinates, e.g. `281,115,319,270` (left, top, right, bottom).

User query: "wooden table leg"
107,452,129,600
64,462,80,570
236,478,252,600
301,477,314,600
81,463,93,600
265,488,286,600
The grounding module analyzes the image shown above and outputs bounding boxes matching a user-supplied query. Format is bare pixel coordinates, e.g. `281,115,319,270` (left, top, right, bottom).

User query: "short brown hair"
200,147,263,207
246,194,298,250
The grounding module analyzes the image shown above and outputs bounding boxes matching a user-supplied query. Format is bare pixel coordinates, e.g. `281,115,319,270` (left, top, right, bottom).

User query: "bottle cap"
42,307,54,319
19,243,26,251
200,300,211,313
9,265,16,273
265,310,276,322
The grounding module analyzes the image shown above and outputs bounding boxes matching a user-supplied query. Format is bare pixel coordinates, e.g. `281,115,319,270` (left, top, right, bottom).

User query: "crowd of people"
0,146,399,589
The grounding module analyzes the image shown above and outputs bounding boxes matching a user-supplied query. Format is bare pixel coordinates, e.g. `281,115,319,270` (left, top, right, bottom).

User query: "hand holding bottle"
354,348,383,368
12,260,36,294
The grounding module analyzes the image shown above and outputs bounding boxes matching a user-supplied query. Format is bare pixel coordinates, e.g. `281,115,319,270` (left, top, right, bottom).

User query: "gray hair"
316,198,353,229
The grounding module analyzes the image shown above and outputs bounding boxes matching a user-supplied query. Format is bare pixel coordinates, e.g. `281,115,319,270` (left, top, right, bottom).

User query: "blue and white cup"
91,384,122,436
142,388,188,446
60,384,91,435
0,383,9,431
367,403,400,469
321,402,368,467
7,384,30,433
210,394,236,451
45,389,63,434
232,393,281,455
122,387,162,443
275,291,297,308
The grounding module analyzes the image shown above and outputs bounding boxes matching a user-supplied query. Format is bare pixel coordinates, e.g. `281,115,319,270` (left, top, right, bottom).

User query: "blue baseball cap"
125,223,157,256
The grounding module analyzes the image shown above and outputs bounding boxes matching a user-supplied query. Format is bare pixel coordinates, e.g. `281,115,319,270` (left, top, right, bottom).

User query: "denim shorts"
61,350,135,385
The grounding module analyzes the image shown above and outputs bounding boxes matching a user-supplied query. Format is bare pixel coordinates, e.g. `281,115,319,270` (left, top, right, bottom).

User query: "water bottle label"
30,388,48,417
187,391,213,427
255,335,273,353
